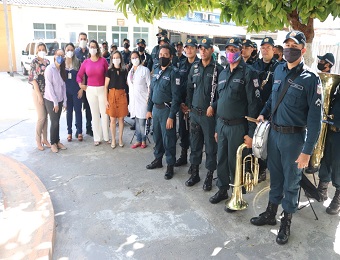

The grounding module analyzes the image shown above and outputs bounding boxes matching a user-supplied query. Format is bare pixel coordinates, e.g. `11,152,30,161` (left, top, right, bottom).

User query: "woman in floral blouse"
29,42,50,151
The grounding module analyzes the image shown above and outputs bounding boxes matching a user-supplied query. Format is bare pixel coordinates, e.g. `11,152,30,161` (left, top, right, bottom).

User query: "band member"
146,45,181,180
183,37,223,190
209,37,261,204
174,38,200,168
317,53,335,73
250,31,322,245
241,40,256,65
252,37,280,182
273,45,286,63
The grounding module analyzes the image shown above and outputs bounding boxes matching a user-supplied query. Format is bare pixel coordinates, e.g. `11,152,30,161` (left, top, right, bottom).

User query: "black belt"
271,123,306,134
191,107,206,116
329,125,340,133
219,117,247,126
155,102,171,109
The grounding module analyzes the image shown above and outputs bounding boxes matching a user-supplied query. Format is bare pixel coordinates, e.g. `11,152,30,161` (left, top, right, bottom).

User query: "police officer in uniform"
273,45,286,63
252,37,280,182
146,45,181,180
175,41,187,64
209,37,261,204
250,31,322,245
174,38,200,168
317,53,335,73
151,32,178,69
136,38,153,72
251,42,259,62
183,37,223,190
151,29,168,62
241,39,256,65
121,38,131,68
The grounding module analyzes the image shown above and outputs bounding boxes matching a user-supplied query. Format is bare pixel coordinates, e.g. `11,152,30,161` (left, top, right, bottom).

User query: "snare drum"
252,121,271,160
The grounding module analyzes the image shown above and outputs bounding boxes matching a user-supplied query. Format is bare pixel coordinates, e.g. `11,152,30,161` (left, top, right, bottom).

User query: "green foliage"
114,0,340,33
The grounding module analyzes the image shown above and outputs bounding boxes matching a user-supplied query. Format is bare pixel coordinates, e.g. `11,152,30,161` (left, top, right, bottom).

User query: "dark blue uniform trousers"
152,107,177,165
189,112,217,171
319,131,340,189
178,109,190,149
267,129,305,213
216,119,246,190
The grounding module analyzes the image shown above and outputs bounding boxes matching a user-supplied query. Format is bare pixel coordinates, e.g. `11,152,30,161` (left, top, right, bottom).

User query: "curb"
0,154,55,259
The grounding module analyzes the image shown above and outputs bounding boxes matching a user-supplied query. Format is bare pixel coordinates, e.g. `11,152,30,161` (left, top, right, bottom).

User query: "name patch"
162,76,170,81
233,79,244,84
274,80,281,84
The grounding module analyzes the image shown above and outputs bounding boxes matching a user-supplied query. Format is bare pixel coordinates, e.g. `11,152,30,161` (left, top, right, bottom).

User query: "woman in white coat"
127,51,151,149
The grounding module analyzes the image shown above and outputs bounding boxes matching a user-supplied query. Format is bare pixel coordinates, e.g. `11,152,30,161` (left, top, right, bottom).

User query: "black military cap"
184,38,198,47
252,42,258,49
317,53,335,66
225,37,242,49
175,41,183,46
261,37,275,46
242,39,254,47
283,31,306,46
198,37,213,49
102,41,108,45
159,36,170,44
110,44,117,48
136,38,146,45
156,28,168,36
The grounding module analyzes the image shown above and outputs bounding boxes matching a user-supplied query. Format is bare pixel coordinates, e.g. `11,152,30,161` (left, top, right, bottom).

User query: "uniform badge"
159,28,162,33
176,78,180,85
230,39,234,43
243,40,247,43
194,64,198,68
317,82,322,95
194,69,198,73
264,38,269,42
202,39,207,43
290,32,296,37
315,98,322,106
188,39,192,43
253,79,259,88
139,39,142,42
255,89,260,98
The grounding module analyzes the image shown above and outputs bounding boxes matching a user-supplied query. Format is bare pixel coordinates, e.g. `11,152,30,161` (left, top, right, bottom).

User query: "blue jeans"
66,92,83,135
135,117,146,142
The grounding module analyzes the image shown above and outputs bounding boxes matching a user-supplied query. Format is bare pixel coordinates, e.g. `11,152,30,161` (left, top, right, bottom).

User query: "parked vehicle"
21,40,68,75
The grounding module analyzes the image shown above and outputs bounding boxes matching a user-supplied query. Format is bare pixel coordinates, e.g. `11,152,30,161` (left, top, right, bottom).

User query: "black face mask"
283,48,302,63
159,57,170,67
251,50,257,57
138,46,145,52
317,63,326,71
124,43,130,49
273,54,280,60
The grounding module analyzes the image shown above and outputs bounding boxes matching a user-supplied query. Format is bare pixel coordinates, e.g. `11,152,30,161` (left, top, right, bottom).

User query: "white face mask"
112,58,121,67
66,51,74,58
131,58,140,67
89,48,97,56
37,51,46,59
79,40,87,48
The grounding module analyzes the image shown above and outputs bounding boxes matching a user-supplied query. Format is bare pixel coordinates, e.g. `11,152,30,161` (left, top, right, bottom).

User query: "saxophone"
306,73,340,173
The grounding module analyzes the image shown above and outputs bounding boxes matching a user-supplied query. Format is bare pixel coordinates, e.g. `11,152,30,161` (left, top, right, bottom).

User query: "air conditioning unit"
202,13,209,20
188,12,194,19
209,15,215,21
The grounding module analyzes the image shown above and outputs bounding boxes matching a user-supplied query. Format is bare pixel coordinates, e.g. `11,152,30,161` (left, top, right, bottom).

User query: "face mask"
317,63,326,71
283,48,302,63
138,46,145,52
124,43,130,49
66,51,74,58
56,56,64,65
112,58,121,67
131,58,140,67
89,48,97,56
37,51,46,59
251,50,257,57
79,40,87,48
226,51,241,64
273,54,280,60
159,57,170,67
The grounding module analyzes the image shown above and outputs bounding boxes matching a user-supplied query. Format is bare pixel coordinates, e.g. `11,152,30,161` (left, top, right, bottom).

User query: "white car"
21,40,68,75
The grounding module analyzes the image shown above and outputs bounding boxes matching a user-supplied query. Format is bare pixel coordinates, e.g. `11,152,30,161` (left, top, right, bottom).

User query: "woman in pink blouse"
77,40,109,146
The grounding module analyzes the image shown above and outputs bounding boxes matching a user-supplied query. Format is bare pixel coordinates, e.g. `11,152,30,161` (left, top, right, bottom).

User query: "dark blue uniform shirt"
147,65,181,119
261,62,322,155
178,56,200,102
75,47,89,63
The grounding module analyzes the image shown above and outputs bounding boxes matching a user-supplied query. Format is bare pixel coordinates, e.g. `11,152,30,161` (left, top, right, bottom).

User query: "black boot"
188,164,193,175
203,171,214,191
146,158,163,169
175,148,188,167
276,211,292,245
185,165,200,186
209,188,229,204
164,165,174,180
305,181,329,202
326,189,340,215
258,169,267,183
250,201,278,226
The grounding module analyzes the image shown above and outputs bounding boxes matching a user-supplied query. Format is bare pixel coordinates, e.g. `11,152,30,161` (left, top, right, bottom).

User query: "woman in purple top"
28,42,51,151
77,40,109,146
44,49,67,153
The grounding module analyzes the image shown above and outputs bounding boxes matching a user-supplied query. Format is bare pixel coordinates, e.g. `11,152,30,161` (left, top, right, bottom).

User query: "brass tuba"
225,143,259,211
306,73,340,173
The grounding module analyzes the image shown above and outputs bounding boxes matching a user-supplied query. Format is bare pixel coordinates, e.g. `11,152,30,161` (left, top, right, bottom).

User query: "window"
133,27,149,47
33,23,56,39
112,26,128,47
88,25,107,42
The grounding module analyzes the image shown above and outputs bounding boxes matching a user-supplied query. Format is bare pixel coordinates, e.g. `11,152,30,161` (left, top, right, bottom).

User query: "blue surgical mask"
56,56,64,64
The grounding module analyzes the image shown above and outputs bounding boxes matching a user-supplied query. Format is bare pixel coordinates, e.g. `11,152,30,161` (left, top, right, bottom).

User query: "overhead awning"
157,19,247,38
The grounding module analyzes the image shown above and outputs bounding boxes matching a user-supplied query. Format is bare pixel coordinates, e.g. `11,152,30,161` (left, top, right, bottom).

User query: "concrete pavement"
0,72,340,259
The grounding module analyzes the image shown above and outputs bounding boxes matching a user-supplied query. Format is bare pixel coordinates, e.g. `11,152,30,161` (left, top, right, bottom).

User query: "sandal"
106,139,112,144
94,141,100,146
78,134,83,142
67,134,72,142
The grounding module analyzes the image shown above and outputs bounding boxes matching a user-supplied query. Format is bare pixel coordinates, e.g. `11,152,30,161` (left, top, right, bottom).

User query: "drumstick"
245,116,259,123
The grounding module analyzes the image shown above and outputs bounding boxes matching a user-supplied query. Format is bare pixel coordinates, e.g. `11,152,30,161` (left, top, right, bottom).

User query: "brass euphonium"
306,73,340,173
226,143,259,211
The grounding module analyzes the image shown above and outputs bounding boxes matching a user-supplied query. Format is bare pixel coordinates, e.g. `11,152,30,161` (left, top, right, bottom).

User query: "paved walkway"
1,72,340,259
